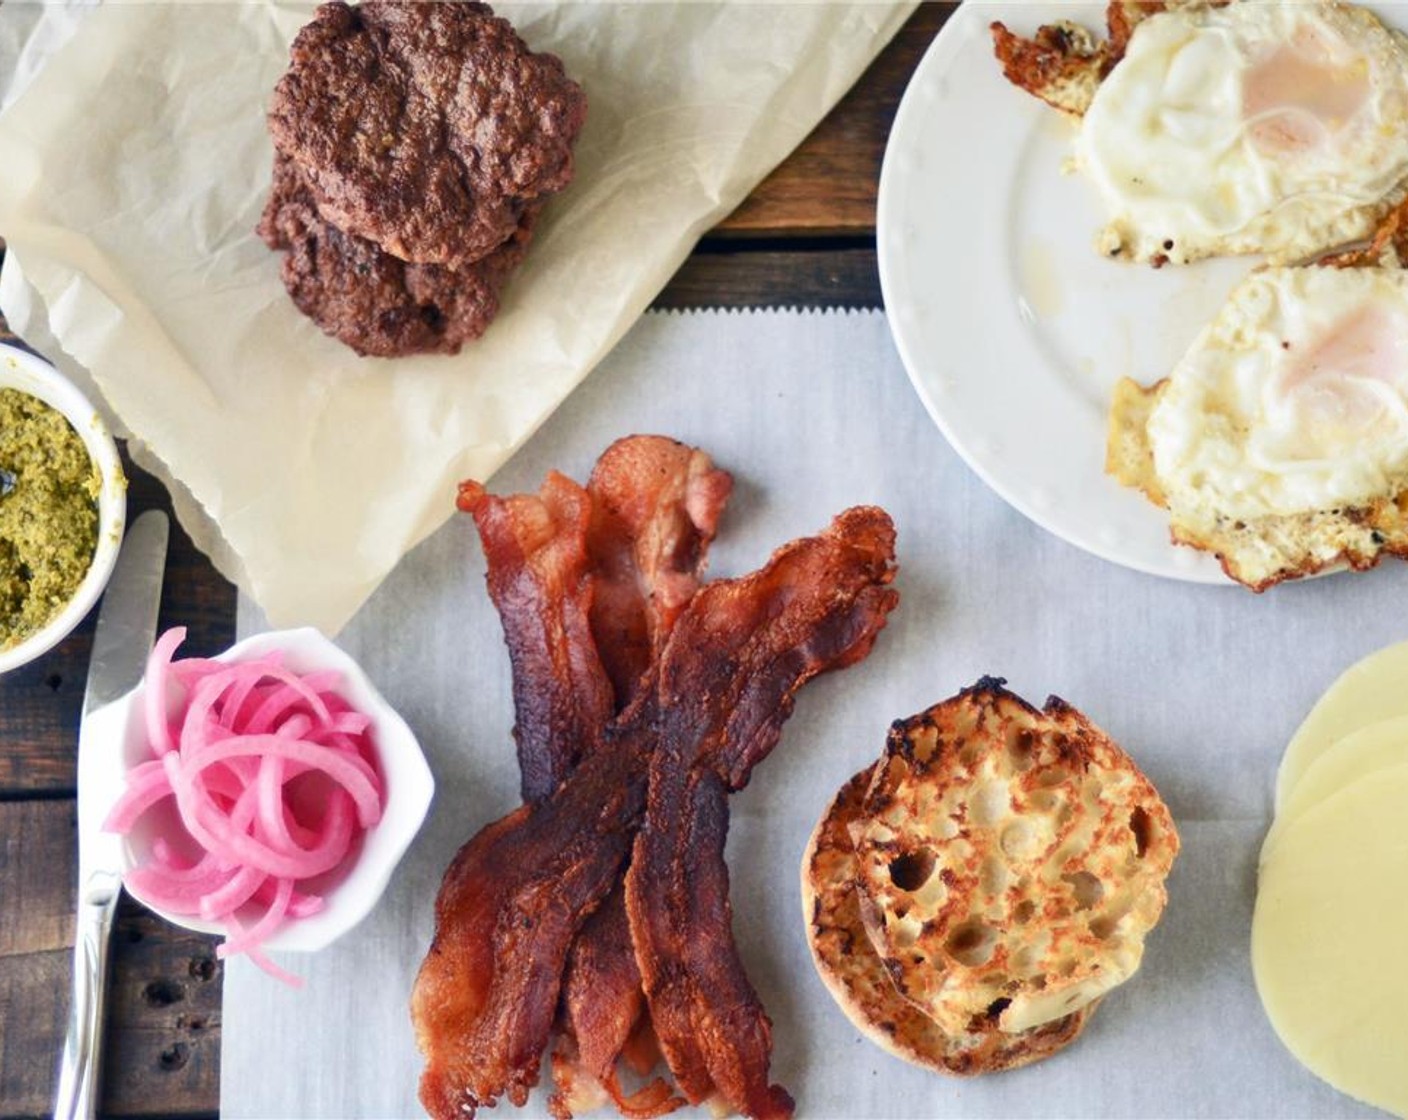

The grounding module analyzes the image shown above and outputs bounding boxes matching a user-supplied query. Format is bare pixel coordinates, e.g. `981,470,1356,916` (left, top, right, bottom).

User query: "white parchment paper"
0,1,914,634
0,2,91,112
225,309,1402,1118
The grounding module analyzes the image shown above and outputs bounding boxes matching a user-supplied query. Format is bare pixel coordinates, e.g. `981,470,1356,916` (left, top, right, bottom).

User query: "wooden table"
0,7,949,1116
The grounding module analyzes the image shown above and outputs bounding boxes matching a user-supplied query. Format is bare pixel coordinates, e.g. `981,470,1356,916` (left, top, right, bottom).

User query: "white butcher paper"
0,0,915,634
224,308,1405,1118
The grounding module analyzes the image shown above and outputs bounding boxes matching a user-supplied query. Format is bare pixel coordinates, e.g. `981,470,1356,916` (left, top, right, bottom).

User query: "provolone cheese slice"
1254,765,1408,1117
1263,716,1408,860
1276,641,1408,812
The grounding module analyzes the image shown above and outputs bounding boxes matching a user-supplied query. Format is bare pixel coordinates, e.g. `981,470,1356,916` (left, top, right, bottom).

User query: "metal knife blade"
55,508,169,1120
76,508,170,872
82,509,171,718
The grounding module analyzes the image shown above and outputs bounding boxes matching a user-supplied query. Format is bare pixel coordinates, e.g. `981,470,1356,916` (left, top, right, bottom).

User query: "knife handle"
54,887,119,1120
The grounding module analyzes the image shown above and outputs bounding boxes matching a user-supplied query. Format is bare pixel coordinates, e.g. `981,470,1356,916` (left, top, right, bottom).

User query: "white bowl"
0,340,127,673
87,627,435,953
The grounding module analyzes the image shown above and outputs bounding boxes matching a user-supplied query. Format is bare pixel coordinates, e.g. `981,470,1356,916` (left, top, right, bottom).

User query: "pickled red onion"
143,627,187,757
103,628,386,985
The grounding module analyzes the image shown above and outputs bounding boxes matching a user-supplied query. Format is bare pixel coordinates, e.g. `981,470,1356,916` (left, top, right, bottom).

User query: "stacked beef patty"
259,0,586,358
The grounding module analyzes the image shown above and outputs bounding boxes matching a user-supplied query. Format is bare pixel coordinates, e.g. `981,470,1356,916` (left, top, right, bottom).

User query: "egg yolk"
1272,303,1408,456
1243,24,1371,156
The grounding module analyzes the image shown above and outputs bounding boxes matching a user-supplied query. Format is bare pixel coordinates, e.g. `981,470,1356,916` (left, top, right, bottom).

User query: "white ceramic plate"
877,1,1262,584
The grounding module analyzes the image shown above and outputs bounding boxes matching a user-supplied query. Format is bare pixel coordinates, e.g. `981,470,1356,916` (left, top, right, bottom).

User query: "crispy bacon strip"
413,507,897,1119
553,890,680,1120
586,435,734,704
626,507,899,1119
458,473,613,802
463,437,731,1116
551,886,681,1120
459,438,732,805
550,437,733,1117
412,709,652,1119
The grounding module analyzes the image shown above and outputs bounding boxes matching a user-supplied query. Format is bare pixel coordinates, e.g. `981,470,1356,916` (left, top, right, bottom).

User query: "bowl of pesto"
0,342,126,673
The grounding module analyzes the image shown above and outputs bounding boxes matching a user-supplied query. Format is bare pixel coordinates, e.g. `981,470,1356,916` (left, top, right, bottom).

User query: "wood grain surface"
0,6,950,1116
718,5,950,236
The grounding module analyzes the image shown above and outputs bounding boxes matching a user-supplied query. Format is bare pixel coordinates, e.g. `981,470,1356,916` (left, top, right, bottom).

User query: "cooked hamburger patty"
258,155,533,358
268,0,585,268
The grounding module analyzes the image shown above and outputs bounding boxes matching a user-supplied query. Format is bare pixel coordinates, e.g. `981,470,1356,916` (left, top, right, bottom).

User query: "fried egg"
1079,2,1408,265
1108,264,1408,587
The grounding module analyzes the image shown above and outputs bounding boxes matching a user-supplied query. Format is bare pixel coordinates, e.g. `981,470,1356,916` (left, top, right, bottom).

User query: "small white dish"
877,1,1243,585
0,340,127,672
86,627,436,953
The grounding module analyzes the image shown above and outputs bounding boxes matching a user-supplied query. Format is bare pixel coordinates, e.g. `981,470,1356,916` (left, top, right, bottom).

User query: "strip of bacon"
586,435,734,704
458,438,732,803
626,507,899,1119
462,437,731,1116
457,473,613,802
552,890,679,1120
413,507,898,1119
413,707,652,1119
550,437,734,1116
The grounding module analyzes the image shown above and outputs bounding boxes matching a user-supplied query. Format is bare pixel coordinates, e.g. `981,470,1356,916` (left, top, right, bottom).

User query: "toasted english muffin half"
850,679,1178,1038
802,766,1096,1076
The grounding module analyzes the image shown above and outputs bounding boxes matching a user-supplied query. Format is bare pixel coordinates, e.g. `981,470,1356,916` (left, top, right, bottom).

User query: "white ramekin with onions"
91,627,434,983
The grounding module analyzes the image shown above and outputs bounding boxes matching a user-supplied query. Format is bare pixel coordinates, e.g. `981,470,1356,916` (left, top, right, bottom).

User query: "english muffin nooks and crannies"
803,679,1177,1076
1107,201,1408,590
260,0,585,357
802,767,1098,1078
993,1,1408,266
849,681,1178,1038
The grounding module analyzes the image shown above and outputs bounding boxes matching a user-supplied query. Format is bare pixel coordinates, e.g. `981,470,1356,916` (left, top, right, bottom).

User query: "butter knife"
54,509,170,1120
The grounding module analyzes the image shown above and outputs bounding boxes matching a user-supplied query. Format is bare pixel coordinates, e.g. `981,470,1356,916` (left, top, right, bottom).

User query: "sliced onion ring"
104,630,386,985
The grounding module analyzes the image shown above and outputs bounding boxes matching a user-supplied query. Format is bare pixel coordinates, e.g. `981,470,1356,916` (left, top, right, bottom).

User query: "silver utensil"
54,509,170,1120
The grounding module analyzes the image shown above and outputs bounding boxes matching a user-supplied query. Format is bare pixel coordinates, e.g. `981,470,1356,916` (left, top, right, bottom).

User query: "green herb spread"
0,388,101,650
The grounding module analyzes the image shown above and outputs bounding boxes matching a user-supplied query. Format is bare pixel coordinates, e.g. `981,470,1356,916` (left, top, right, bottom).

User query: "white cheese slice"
1276,640,1408,812
1253,765,1408,1118
1263,715,1408,861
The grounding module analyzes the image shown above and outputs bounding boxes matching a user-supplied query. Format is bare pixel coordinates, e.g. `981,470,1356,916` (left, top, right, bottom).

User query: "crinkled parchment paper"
0,2,92,112
0,0,915,633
